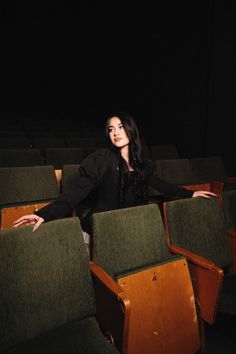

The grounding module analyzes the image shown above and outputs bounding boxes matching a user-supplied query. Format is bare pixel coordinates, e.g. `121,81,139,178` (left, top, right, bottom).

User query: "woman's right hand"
13,215,45,232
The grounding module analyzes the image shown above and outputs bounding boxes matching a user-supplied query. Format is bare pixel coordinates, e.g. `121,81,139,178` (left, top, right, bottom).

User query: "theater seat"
190,156,236,192
91,204,201,354
0,165,60,229
163,197,236,325
0,217,120,354
0,149,43,167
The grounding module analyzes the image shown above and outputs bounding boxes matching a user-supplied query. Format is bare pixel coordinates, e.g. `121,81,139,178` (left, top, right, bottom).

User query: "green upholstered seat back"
45,148,84,169
92,203,170,278
190,156,227,183
0,217,95,351
0,165,59,207
165,198,233,268
153,158,199,185
0,149,43,167
222,190,236,229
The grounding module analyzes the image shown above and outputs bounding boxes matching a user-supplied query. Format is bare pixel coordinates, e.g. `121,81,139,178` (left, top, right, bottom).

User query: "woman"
13,112,216,234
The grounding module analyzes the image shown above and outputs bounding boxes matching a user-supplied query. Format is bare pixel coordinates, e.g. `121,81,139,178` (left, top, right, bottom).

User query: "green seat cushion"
2,317,119,354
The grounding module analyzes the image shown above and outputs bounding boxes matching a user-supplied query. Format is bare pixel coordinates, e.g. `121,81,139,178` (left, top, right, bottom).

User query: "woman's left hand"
192,191,217,199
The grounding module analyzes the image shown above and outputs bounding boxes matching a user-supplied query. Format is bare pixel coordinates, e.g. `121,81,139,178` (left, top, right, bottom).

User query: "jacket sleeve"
36,148,111,222
145,160,194,198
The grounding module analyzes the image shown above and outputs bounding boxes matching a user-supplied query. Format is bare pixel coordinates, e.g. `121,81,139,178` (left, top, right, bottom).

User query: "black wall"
1,1,236,170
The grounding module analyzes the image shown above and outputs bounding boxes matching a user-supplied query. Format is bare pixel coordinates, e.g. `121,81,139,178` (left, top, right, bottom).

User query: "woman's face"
108,116,130,149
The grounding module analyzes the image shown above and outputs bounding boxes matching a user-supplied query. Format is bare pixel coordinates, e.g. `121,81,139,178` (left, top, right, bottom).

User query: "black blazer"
36,148,193,227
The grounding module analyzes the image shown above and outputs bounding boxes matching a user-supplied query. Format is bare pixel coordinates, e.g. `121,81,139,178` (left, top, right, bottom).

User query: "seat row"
0,136,105,149
1,147,236,193
0,140,177,160
1,195,236,353
0,147,96,169
1,160,236,230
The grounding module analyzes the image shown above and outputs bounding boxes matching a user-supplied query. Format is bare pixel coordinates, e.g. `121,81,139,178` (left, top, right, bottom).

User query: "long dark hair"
105,112,147,206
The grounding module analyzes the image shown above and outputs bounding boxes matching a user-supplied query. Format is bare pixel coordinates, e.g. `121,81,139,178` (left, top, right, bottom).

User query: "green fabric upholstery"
45,148,85,169
0,217,96,352
92,204,170,278
3,317,119,354
222,190,236,229
0,149,43,168
165,198,233,268
153,158,199,186
190,156,227,183
0,166,59,207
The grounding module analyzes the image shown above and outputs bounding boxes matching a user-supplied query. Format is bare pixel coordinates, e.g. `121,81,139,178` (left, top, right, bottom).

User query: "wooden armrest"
0,203,49,230
227,176,236,184
90,262,127,298
183,183,211,192
54,169,62,191
210,181,224,195
169,244,217,270
90,262,130,353
168,244,223,324
227,229,236,238
227,229,236,273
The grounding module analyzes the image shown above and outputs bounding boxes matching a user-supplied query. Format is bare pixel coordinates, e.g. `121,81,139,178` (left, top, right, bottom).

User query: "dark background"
1,1,236,172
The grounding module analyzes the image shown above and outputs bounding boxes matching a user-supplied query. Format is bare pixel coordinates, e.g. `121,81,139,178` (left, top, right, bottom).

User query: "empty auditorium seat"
0,165,60,229
45,148,85,169
91,204,201,354
163,197,236,325
190,156,236,191
0,149,43,167
0,217,120,354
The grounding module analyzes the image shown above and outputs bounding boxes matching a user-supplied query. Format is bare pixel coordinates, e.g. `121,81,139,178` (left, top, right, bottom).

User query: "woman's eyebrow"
108,123,122,129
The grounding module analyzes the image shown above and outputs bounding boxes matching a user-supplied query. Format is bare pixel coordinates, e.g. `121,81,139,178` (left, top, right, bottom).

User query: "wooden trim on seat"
54,169,62,192
163,202,224,325
182,183,211,192
90,262,130,354
0,203,49,230
227,229,236,273
227,176,236,184
90,260,201,354
116,257,200,354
